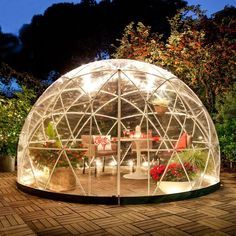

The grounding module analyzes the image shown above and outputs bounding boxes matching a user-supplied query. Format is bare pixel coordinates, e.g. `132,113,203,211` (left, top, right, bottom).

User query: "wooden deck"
0,171,236,235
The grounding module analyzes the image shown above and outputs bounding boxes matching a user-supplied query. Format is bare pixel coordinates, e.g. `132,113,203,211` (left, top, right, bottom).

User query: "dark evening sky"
0,0,235,35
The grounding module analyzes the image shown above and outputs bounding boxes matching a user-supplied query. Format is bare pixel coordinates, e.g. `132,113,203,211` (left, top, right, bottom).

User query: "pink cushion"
93,135,112,151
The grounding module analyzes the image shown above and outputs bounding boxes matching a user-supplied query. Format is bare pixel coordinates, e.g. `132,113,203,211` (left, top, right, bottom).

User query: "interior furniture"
121,137,156,179
81,135,117,175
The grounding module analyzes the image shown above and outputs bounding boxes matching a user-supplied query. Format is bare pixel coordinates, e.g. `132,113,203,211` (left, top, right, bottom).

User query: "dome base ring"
16,181,220,205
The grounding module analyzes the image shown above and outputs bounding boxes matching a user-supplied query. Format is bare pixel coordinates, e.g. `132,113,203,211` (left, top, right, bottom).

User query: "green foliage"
45,122,62,148
45,122,57,140
173,150,210,172
114,6,236,162
114,6,236,113
30,122,84,168
30,141,84,169
216,120,236,162
0,87,36,157
215,83,236,121
0,62,42,95
215,84,236,162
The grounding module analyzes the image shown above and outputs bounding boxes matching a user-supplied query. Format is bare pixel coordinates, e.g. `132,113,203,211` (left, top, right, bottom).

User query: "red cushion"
175,133,187,151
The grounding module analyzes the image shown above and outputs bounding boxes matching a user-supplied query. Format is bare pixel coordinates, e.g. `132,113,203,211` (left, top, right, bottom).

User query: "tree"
0,87,36,157
114,6,236,113
0,61,42,96
1,0,187,82
0,28,19,62
215,83,236,165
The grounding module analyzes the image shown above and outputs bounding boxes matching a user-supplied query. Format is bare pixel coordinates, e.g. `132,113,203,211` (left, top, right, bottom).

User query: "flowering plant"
30,122,85,169
30,141,85,169
150,162,197,182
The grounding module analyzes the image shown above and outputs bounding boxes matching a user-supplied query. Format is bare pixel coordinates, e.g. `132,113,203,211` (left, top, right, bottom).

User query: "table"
120,137,155,180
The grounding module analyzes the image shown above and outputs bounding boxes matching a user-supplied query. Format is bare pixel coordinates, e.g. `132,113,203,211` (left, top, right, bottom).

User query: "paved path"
0,171,235,235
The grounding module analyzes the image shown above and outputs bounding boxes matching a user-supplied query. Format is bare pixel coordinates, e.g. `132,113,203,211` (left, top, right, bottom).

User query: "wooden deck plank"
155,227,190,236
0,224,36,236
197,218,234,230
0,171,235,236
157,215,191,226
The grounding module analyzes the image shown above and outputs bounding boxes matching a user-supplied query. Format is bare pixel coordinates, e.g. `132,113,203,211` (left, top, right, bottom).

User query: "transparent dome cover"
17,59,220,197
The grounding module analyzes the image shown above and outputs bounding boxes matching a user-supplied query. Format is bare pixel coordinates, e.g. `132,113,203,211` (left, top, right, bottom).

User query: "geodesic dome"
17,59,220,203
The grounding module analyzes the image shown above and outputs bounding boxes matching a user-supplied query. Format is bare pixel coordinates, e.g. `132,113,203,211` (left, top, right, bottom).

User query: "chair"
81,135,117,175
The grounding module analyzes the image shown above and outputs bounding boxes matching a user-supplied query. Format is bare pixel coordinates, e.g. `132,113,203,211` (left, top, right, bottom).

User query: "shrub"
0,87,35,157
215,84,236,163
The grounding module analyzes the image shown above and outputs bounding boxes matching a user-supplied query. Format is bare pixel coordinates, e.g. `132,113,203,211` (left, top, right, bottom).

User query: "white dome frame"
17,59,220,204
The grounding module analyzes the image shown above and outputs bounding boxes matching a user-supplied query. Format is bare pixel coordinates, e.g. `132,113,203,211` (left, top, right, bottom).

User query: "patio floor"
0,171,235,236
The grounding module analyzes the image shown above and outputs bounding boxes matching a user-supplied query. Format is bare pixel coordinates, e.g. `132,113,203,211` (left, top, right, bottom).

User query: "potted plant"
30,122,85,191
173,150,209,172
150,149,213,194
150,162,197,194
0,142,16,172
151,97,170,114
174,149,215,186
0,100,18,172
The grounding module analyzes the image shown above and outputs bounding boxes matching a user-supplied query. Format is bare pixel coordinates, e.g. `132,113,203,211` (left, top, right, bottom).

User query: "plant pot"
48,167,76,192
0,155,15,172
154,105,168,114
158,181,195,194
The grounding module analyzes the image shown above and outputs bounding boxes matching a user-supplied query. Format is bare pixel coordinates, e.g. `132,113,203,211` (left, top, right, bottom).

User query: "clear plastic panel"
18,59,220,197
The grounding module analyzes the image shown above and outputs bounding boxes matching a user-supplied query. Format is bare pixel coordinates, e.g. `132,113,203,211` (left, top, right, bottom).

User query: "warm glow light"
35,168,50,183
133,134,141,138
21,175,34,185
34,169,45,178
21,169,35,185
134,125,141,138
144,75,155,92
21,167,50,186
43,167,50,177
110,160,117,166
203,174,218,184
159,83,167,96
142,161,149,167
81,74,104,93
96,160,102,167
154,83,168,99
159,181,192,194
128,160,134,167
164,186,189,194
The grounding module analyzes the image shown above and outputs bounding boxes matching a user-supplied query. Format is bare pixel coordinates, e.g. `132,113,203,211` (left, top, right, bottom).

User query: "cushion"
175,132,187,151
93,135,112,151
